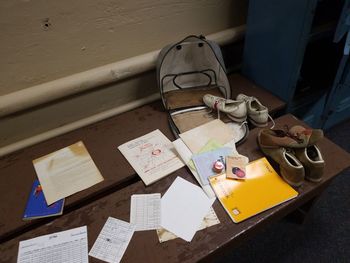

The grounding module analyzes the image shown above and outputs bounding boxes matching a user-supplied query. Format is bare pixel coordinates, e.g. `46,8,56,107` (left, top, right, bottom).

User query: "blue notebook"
23,179,64,220
192,147,233,186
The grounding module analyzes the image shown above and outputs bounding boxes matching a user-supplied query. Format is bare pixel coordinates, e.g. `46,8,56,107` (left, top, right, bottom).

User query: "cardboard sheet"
179,119,235,153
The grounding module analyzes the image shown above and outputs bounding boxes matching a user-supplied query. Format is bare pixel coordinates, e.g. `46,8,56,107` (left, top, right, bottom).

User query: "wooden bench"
1,74,349,262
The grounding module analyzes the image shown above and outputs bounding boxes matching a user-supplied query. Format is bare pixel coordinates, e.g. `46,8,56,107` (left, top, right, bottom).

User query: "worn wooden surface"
1,114,349,263
0,102,171,242
0,74,286,242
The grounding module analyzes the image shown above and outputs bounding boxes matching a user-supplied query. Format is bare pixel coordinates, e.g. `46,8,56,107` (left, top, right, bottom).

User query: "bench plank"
1,114,349,263
0,74,285,242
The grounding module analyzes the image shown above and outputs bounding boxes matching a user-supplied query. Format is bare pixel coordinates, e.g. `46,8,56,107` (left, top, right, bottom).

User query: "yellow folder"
209,157,298,223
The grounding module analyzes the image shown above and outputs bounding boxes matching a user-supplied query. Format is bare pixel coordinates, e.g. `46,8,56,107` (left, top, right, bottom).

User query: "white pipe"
0,93,160,157
0,25,245,117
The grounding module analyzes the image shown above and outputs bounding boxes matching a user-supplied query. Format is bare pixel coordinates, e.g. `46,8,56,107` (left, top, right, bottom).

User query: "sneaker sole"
305,176,322,183
249,117,268,127
280,171,303,187
226,114,247,123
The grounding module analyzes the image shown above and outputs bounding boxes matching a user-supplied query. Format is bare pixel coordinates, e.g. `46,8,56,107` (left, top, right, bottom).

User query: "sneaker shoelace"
212,98,225,120
274,125,304,144
268,114,275,129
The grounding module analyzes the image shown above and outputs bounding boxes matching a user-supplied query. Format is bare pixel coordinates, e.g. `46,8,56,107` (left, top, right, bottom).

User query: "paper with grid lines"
130,193,161,231
89,217,135,263
17,226,88,263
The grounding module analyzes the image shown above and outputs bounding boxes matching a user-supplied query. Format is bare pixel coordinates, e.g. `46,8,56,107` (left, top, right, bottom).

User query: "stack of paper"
179,119,235,153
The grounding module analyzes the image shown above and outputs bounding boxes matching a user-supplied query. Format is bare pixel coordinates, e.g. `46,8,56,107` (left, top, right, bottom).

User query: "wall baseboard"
0,26,245,118
0,93,160,157
0,25,245,157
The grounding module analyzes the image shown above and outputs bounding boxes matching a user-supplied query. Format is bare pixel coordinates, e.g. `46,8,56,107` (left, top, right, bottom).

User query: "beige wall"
0,0,247,95
0,0,247,154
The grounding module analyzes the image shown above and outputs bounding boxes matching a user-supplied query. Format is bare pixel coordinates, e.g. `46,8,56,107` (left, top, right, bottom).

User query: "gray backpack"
156,35,248,144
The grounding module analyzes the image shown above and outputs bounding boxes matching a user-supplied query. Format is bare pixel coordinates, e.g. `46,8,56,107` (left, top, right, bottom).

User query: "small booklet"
226,154,249,180
23,179,64,220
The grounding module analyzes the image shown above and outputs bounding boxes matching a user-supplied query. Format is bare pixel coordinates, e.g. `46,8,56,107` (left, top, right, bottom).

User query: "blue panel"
323,60,350,129
243,0,318,102
334,0,350,42
292,94,326,128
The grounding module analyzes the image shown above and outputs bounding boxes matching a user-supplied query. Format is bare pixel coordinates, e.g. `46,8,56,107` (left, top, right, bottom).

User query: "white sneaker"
203,94,247,122
236,94,269,127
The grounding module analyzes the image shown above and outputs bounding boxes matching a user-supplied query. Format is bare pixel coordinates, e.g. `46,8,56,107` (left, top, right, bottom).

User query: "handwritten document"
118,129,184,185
130,193,161,231
89,217,135,263
17,226,88,263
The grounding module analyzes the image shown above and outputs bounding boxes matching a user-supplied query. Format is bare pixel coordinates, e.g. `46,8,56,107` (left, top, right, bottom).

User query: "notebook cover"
209,157,298,223
23,179,64,220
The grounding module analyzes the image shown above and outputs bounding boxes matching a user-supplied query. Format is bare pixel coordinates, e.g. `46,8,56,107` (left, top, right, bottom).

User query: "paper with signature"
89,217,135,263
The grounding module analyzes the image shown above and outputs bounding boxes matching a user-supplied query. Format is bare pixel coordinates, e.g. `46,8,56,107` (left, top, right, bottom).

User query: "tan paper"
179,119,236,153
156,207,220,243
33,141,104,205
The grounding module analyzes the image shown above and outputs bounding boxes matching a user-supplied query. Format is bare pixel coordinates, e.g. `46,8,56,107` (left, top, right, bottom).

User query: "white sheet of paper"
130,193,161,231
118,130,184,186
179,119,235,153
160,177,214,242
33,141,104,205
173,139,216,198
156,207,220,243
89,217,135,263
17,226,88,263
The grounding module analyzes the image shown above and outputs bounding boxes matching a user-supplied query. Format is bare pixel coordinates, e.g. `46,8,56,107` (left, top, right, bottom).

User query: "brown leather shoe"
288,125,324,146
258,125,323,149
294,145,325,182
258,130,305,186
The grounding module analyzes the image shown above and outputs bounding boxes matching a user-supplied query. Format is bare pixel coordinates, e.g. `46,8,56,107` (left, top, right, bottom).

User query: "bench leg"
286,196,320,224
